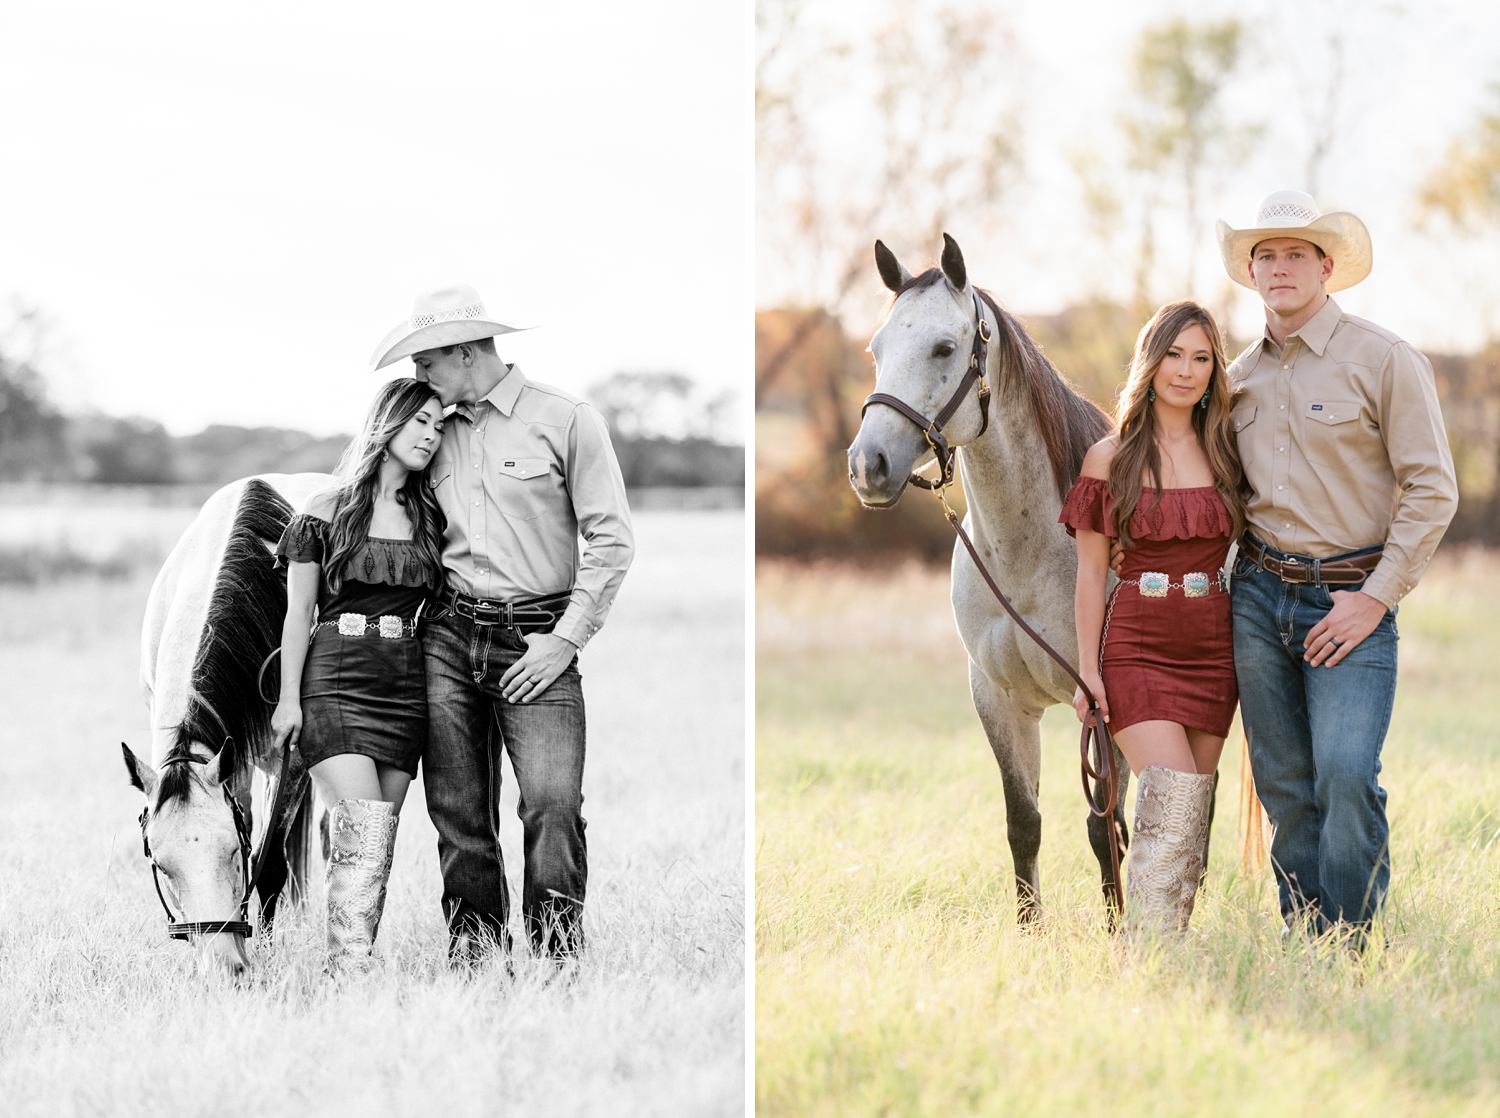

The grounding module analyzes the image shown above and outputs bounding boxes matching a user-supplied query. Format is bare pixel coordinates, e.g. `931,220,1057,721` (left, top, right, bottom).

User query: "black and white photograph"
0,3,746,1114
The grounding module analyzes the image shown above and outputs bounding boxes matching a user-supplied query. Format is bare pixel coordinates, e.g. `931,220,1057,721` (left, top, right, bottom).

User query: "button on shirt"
1227,296,1458,608
428,365,634,648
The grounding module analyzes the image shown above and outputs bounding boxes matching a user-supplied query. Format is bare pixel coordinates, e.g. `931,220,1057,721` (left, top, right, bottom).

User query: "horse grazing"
122,473,331,973
848,234,1131,922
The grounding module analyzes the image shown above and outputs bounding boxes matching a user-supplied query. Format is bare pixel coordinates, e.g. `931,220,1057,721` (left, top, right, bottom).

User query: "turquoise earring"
1148,386,1156,402
1199,383,1211,410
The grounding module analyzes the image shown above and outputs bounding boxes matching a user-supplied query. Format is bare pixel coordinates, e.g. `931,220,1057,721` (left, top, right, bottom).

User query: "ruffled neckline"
277,513,439,589
1060,475,1233,541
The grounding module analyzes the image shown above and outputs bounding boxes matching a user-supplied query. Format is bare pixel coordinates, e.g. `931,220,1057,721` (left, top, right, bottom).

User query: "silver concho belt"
1135,571,1227,598
313,613,419,638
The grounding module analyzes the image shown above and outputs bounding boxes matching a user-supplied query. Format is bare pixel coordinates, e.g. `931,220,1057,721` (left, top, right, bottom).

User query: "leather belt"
445,589,572,633
1239,534,1382,587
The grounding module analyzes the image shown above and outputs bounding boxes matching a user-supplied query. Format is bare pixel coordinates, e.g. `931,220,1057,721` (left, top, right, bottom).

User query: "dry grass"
757,547,1500,1116
0,506,744,1118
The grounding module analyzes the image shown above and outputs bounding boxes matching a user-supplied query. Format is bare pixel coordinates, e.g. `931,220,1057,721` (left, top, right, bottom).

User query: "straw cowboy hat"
1215,190,1373,293
370,284,531,371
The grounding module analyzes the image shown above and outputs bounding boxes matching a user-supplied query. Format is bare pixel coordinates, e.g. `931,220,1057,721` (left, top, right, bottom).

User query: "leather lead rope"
939,492,1125,918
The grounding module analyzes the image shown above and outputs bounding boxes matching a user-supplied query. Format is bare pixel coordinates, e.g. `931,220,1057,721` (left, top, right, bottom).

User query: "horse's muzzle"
847,444,909,508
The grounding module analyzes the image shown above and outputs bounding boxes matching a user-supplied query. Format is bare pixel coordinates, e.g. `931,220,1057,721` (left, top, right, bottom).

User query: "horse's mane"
892,269,1112,499
170,478,292,789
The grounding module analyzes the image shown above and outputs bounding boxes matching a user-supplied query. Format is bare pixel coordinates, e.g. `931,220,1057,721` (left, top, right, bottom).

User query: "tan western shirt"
1227,296,1458,609
429,365,634,649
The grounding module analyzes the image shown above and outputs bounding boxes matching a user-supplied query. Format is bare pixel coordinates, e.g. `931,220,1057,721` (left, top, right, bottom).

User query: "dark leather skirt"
300,626,426,775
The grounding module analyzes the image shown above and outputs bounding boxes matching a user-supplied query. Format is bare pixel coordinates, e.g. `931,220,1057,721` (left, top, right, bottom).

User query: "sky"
0,1,750,438
757,0,1500,356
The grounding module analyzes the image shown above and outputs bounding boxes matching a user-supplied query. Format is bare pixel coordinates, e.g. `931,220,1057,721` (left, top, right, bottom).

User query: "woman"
1060,301,1246,933
271,377,447,969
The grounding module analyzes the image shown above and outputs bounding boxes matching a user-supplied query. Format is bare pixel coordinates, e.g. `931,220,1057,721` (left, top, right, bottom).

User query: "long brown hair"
323,378,447,592
1108,301,1245,549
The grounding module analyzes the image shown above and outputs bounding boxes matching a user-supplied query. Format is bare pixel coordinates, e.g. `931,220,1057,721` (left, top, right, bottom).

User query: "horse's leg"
1086,742,1132,926
970,662,1043,924
282,784,315,905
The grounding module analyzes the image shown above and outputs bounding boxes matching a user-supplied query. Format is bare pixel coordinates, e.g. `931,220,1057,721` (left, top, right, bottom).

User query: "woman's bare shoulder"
1079,434,1120,480
301,488,341,521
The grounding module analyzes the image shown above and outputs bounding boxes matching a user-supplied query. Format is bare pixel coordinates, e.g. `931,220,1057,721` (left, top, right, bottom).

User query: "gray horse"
848,234,1130,922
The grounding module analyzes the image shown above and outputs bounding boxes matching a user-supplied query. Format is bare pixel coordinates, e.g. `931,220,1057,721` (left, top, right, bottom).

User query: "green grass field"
0,506,744,1118
757,551,1500,1116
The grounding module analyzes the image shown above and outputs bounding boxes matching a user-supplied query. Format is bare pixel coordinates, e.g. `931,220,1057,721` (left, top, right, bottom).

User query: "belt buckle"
1139,572,1168,598
1183,572,1210,598
337,613,366,636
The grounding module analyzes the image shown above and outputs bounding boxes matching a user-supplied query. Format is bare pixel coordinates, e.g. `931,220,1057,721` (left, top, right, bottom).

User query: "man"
371,284,634,960
1216,190,1458,933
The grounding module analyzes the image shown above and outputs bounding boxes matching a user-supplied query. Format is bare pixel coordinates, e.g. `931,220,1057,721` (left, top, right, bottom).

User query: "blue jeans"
1231,539,1399,930
422,610,588,957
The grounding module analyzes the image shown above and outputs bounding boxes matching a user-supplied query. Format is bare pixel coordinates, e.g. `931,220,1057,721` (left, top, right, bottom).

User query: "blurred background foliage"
0,350,743,493
756,0,1500,560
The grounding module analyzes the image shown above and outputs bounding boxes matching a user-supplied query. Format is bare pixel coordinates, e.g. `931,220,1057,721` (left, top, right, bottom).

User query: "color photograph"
757,0,1500,1113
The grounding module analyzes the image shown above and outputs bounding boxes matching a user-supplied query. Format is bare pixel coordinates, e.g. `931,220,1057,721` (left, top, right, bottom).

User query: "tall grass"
0,509,744,1117
757,550,1500,1116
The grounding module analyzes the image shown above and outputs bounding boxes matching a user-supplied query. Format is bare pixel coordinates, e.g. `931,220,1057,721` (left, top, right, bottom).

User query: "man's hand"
1109,539,1126,576
1304,589,1387,667
500,632,577,703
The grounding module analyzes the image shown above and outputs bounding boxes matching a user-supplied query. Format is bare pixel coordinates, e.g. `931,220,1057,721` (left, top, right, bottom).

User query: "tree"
0,352,71,481
588,371,736,443
756,0,1025,396
1120,18,1259,306
1418,81,1500,233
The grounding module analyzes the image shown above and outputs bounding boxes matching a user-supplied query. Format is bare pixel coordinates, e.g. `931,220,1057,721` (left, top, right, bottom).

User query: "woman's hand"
271,699,302,752
1071,673,1109,725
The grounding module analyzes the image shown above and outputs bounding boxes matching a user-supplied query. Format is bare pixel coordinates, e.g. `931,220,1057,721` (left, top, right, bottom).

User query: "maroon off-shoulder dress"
1059,476,1238,737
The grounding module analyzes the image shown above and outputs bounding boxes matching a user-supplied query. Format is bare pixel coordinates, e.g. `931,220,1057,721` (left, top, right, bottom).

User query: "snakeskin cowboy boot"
1125,765,1217,934
326,798,399,971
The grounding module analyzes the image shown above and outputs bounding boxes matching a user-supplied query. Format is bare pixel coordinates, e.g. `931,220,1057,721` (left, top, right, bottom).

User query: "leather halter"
861,289,992,491
138,739,298,942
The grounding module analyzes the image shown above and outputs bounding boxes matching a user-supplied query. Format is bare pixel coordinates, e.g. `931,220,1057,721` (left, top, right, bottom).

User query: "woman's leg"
1113,720,1196,774
311,754,410,809
311,754,383,804
1185,730,1227,776
375,763,414,811
313,754,404,970
1118,721,1218,933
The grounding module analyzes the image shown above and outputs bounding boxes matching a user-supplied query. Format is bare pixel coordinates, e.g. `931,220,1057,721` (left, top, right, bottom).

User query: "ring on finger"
1329,637,1342,649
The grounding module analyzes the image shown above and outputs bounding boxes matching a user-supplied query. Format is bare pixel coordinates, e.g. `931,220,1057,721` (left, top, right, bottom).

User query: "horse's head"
849,233,992,507
122,740,253,977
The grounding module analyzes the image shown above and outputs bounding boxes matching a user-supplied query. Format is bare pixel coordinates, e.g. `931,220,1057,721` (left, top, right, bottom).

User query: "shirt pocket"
1301,399,1362,468
1230,403,1256,436
494,457,552,521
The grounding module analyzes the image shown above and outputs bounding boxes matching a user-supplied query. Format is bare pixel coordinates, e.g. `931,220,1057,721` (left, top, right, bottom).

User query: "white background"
1,1,750,437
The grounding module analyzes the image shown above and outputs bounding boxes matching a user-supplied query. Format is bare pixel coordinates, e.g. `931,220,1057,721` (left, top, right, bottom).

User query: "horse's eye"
932,343,955,359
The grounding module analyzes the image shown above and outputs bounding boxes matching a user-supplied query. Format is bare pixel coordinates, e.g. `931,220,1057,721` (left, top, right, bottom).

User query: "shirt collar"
453,364,526,422
1262,295,1342,359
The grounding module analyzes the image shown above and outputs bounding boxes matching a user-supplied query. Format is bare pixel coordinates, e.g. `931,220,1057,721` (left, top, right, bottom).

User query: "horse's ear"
206,737,238,788
874,240,912,293
122,743,159,798
940,232,968,291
